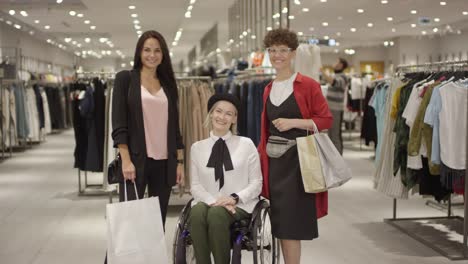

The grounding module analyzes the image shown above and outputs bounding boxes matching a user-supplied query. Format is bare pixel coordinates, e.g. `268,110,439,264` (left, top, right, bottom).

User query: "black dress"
266,94,318,240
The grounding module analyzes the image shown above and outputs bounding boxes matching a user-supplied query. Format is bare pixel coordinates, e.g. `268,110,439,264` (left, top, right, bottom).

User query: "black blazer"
111,69,184,186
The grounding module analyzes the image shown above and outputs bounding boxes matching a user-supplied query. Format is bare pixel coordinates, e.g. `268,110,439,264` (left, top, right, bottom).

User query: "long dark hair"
133,30,178,100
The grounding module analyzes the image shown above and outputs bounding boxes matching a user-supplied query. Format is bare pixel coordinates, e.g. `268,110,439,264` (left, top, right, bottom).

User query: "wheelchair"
172,198,280,264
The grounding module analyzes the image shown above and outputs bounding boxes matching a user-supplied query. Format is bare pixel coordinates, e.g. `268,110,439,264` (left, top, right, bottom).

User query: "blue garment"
370,82,389,163
424,83,444,165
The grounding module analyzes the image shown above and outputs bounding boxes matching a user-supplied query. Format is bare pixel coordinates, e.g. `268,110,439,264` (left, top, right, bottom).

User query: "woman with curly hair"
258,28,333,264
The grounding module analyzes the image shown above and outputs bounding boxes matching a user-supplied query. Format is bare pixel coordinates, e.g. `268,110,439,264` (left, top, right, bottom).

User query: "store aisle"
0,130,464,264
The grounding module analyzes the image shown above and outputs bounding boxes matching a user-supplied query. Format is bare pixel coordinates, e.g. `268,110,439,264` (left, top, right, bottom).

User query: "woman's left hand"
272,118,298,132
176,164,185,186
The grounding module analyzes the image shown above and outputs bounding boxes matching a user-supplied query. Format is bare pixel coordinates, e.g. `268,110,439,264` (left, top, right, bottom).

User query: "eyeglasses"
266,47,292,55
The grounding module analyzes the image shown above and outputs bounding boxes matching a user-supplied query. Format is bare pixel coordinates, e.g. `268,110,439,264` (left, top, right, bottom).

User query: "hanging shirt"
190,131,263,213
141,85,168,160
269,72,298,107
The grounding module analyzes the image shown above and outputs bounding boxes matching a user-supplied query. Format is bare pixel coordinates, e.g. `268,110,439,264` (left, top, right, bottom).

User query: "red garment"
258,73,333,219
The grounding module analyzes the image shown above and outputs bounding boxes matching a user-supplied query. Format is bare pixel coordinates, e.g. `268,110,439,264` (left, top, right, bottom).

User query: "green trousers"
189,202,250,264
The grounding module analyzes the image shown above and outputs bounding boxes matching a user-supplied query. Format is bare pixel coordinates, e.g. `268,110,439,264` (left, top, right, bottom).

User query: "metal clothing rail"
386,60,468,260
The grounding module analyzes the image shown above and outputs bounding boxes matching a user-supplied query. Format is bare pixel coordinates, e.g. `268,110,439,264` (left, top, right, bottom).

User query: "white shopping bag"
311,122,352,188
106,182,168,264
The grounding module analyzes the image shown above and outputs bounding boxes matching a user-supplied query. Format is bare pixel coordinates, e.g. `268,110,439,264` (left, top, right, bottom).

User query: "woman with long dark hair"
111,30,184,224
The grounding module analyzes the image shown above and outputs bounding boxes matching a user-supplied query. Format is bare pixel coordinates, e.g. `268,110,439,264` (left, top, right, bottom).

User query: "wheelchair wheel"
252,200,280,264
172,199,196,264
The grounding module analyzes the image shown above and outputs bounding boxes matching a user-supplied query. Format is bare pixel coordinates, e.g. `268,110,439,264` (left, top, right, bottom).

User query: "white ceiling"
0,0,467,65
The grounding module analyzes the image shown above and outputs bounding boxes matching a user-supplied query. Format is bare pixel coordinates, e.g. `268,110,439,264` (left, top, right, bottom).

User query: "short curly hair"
263,28,299,50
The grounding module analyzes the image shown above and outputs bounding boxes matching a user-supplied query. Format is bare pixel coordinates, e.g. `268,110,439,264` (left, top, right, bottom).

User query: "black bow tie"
206,138,234,190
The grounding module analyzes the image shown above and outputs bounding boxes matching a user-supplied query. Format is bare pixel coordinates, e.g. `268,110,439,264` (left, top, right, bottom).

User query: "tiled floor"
0,129,466,263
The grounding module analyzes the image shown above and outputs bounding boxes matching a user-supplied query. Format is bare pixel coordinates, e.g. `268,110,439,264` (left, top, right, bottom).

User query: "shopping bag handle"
124,180,139,202
306,119,319,136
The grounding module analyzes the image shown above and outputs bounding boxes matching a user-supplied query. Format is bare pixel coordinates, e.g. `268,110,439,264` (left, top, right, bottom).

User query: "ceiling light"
266,27,272,31
433,27,439,32
14,24,21,29
107,51,112,55
69,11,76,16
411,10,417,14
367,23,374,27
392,28,396,32
288,15,295,19
297,32,304,36
188,5,193,11
77,44,82,48
84,20,90,24
134,25,141,30
440,1,446,6
294,0,301,4
6,20,12,25
190,0,196,4
34,20,40,24
302,8,309,12
239,35,244,39
77,13,83,17
320,0,327,2
129,5,136,9
90,25,96,30
133,20,140,24
137,30,142,34
9,10,15,15
47,39,51,43
172,41,178,46
64,38,72,42
338,16,343,20
185,11,191,18
463,11,468,15
387,17,393,21
282,8,288,14
20,11,28,17
243,31,248,36
381,0,388,4
411,24,416,28
434,18,440,22
422,30,427,35
85,38,91,43
131,13,138,18
29,31,34,35
336,42,340,46
44,25,50,29
322,22,329,26
350,27,357,32
324,35,329,40
390,41,394,46
357,9,364,13
251,35,257,39
99,38,108,43
336,32,342,36
384,41,389,46
72,40,77,45
309,27,315,31
56,0,63,3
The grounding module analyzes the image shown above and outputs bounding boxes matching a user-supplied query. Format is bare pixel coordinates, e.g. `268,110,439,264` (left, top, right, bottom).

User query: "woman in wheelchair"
188,93,263,263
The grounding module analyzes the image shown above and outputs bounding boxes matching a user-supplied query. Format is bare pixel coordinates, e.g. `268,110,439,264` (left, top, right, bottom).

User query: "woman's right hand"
122,159,136,182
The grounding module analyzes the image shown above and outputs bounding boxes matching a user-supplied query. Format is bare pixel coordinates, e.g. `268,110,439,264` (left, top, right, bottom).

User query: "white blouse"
270,72,298,106
190,131,263,213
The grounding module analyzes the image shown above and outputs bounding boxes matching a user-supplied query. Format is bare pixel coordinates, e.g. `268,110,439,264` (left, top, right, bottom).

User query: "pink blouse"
141,85,168,160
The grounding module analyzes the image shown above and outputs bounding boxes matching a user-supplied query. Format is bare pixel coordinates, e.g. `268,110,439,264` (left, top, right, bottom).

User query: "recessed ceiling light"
172,41,178,46
133,20,140,24
440,1,446,6
69,11,76,16
44,25,50,29
9,10,15,15
185,11,191,18
14,24,21,29
56,0,63,3
29,31,34,35
367,23,374,27
90,25,96,30
463,11,468,15
336,42,340,46
129,5,136,9
422,30,427,35
6,20,12,25
84,20,90,24
288,15,295,19
392,28,396,32
20,11,28,17
322,22,329,26
282,8,288,14
34,20,40,24
433,27,439,32
302,8,309,12
77,13,83,17
46,39,51,43
77,44,82,48
267,27,272,31
387,17,393,21
336,32,342,36
350,27,357,32
188,5,193,11
411,23,416,28
99,38,108,43
434,18,440,22
309,27,315,31
134,25,141,30
64,38,72,42
72,40,77,45
338,16,343,20
411,10,417,14
320,0,327,2
357,9,364,13
381,0,388,4
324,35,329,40
297,32,303,36
131,13,138,18
85,38,91,43
137,30,143,35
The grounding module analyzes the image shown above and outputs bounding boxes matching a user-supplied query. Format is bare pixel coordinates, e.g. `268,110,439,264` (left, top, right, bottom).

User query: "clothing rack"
176,76,213,86
386,60,468,260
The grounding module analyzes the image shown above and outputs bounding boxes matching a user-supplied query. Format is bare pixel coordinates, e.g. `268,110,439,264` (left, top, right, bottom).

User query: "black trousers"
105,158,172,264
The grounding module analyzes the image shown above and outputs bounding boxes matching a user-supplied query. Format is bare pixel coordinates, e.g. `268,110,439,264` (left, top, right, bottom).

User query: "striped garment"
326,73,348,111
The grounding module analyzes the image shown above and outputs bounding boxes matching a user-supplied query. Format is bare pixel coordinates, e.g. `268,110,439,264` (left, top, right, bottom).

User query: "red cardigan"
257,73,333,219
